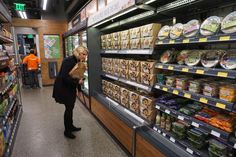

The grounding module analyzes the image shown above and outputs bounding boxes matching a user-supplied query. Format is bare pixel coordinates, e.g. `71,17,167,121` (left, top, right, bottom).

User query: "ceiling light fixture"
23,12,27,19
43,0,48,10
19,11,24,19
145,0,156,4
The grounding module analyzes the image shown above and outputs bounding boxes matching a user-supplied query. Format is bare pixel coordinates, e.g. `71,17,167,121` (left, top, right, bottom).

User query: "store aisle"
12,87,128,157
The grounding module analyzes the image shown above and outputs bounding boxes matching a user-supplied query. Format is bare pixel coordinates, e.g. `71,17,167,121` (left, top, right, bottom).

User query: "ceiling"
3,0,89,20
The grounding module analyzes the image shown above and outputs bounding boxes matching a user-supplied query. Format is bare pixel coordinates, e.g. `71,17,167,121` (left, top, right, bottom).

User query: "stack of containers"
140,94,157,122
140,60,157,86
130,27,141,49
129,60,141,83
119,59,129,79
129,90,140,114
120,30,130,49
112,58,120,77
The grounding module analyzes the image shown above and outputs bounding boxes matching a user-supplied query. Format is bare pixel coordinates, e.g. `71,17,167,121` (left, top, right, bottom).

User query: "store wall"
12,18,67,86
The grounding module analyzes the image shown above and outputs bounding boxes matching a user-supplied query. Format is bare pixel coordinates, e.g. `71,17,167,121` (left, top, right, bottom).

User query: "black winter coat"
52,55,81,105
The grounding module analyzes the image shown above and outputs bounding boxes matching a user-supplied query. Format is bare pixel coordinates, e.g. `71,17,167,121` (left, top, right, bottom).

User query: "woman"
53,46,88,139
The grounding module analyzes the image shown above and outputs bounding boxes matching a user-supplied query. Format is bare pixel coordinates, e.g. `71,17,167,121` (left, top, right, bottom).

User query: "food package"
102,64,107,73
219,85,236,102
188,79,205,94
112,59,120,68
157,96,189,110
140,73,156,86
172,121,187,139
170,23,184,39
106,34,112,42
201,50,225,68
119,69,129,79
129,91,140,103
209,114,236,132
130,27,141,39
221,11,236,34
112,40,121,50
157,74,166,85
141,23,162,38
121,40,130,49
194,107,218,123
187,128,208,149
208,139,227,157
106,41,113,49
220,50,236,70
113,85,121,102
176,77,190,90
120,30,130,40
140,61,157,74
200,16,222,36
160,50,177,64
101,35,106,43
101,42,106,49
203,82,219,97
121,87,130,98
140,95,156,110
130,38,141,49
165,76,176,87
107,66,113,74
183,19,200,38
129,71,140,83
130,101,140,114
177,50,190,65
112,32,120,41
113,68,120,77
140,105,157,122
121,96,129,108
120,59,129,69
129,60,140,71
158,25,171,40
141,37,155,49
185,50,205,66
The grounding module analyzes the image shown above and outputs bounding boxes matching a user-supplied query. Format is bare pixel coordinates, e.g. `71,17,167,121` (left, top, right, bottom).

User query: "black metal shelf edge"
101,49,154,55
152,125,208,157
155,33,236,45
0,82,13,95
0,98,17,125
155,102,230,141
155,63,236,79
154,83,234,112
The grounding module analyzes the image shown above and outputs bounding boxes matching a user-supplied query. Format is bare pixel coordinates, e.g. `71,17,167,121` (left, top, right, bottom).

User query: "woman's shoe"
64,131,76,139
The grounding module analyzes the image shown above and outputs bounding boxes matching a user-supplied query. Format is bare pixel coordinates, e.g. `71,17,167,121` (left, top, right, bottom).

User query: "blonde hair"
73,45,88,58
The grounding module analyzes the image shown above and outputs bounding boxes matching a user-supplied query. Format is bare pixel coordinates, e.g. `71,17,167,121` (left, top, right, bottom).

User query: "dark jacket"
52,55,81,105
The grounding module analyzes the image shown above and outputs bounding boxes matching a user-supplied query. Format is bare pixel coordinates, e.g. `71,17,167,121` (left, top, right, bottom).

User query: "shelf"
154,83,235,112
155,33,236,45
0,82,13,95
155,102,230,141
0,2,12,23
0,34,13,44
101,49,154,55
155,63,236,79
102,73,152,92
153,125,208,157
1,98,17,126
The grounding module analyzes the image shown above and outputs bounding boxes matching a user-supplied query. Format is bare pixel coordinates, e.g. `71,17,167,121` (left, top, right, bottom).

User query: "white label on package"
191,121,199,128
156,105,160,110
170,137,175,143
178,115,184,121
153,127,157,131
186,148,193,154
211,130,220,138
165,109,170,114
162,133,166,137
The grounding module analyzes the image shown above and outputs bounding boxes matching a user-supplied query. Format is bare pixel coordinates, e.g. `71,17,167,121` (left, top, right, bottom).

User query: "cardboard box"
140,73,156,86
113,93,120,103
121,40,130,49
130,27,141,39
129,60,140,71
112,40,121,50
120,59,129,69
101,42,106,49
112,32,120,41
140,95,156,110
113,84,121,94
129,71,140,83
140,61,157,74
113,68,120,77
130,101,140,114
120,69,129,79
120,30,130,40
121,87,130,98
102,65,107,73
106,34,112,42
106,41,113,49
130,39,141,49
106,58,113,66
141,37,155,49
141,23,162,38
121,96,129,108
140,104,157,122
112,59,120,68
101,35,106,43
129,91,140,103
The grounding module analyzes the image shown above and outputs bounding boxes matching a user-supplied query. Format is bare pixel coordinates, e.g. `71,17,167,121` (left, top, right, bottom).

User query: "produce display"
200,16,222,36
208,139,227,157
183,19,200,38
170,23,184,39
187,128,208,149
221,11,236,34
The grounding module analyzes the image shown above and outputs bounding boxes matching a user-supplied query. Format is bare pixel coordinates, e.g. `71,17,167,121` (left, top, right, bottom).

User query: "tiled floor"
12,87,128,157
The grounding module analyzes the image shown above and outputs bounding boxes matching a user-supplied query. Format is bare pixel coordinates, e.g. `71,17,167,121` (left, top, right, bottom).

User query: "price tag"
186,148,193,154
158,41,163,44
153,127,157,131
169,40,175,44
200,98,208,104
182,68,189,72
199,38,207,42
196,70,204,74
168,66,174,70
216,103,226,109
162,133,166,137
217,72,228,77
155,85,160,89
173,90,179,95
183,39,190,43
156,105,160,110
234,143,236,149
211,130,220,138
158,130,161,134
157,65,163,69
165,109,170,114
219,36,230,41
178,115,184,121
170,137,175,143
184,93,191,99
163,87,168,92
192,121,199,128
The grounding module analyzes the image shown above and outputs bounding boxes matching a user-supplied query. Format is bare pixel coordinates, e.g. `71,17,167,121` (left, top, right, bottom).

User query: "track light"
43,0,48,10
18,11,27,19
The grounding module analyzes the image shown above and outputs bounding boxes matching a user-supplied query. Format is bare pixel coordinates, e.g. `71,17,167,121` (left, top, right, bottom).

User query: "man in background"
23,49,40,88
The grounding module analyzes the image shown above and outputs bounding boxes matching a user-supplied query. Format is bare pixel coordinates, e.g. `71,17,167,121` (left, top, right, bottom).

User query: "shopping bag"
69,62,86,79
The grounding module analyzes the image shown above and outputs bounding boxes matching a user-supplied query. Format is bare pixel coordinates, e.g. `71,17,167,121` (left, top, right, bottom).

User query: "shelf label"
155,85,160,89
162,133,166,137
178,115,184,121
158,130,161,134
184,93,191,99
200,98,208,104
168,66,174,70
192,121,199,128
165,109,170,114
219,36,230,41
199,38,207,42
234,143,236,149
157,65,163,69
182,68,189,72
217,72,228,77
216,103,226,109
173,90,179,95
169,40,175,44
153,127,157,131
196,70,204,74
186,148,193,154
170,137,175,143
163,87,168,92
183,39,190,43
156,105,160,110
158,41,163,44
211,130,220,138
